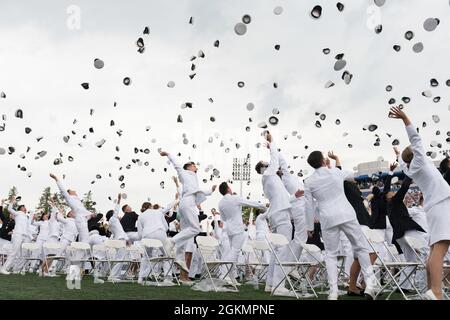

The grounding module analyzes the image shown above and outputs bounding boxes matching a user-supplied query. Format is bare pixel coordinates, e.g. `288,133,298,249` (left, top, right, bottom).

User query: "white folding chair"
265,233,318,299
42,242,66,274
104,239,132,282
20,242,42,274
236,242,260,283
91,244,109,279
196,236,238,292
123,244,143,281
251,240,271,283
0,243,12,266
299,243,328,292
363,228,421,300
139,238,179,286
67,242,94,280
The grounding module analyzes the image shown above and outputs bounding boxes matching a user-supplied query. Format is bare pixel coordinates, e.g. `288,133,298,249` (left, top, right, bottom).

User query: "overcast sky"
0,0,449,214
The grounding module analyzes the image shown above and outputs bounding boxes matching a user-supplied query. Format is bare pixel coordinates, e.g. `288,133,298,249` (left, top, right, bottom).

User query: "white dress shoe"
264,285,272,293
0,269,10,275
328,292,339,300
424,289,438,300
273,287,297,297
364,284,380,300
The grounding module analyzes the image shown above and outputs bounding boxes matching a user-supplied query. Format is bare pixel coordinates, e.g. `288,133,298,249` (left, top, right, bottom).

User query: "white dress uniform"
108,204,130,280
278,152,308,260
399,124,450,245
48,208,61,243
261,144,294,289
137,201,176,280
1,205,29,273
109,204,128,241
49,211,77,272
56,213,78,252
219,193,265,278
56,180,92,243
30,218,50,270
167,153,213,262
304,167,376,296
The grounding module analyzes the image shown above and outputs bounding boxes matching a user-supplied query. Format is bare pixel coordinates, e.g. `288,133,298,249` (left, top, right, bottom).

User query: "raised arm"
265,143,280,176
49,206,58,222
328,151,342,168
394,176,412,202
7,202,19,218
389,106,425,166
56,212,67,224
160,151,184,178
382,163,398,194
160,200,178,216
50,174,70,200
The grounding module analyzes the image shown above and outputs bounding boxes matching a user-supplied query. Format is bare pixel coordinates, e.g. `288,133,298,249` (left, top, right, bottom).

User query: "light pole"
232,155,251,197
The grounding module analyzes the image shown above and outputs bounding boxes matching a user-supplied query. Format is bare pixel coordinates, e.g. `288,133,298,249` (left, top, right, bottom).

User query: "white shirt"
218,194,265,237
57,213,78,242
168,154,213,206
305,167,356,230
262,144,291,226
400,124,450,211
8,204,28,236
137,201,176,238
109,204,128,240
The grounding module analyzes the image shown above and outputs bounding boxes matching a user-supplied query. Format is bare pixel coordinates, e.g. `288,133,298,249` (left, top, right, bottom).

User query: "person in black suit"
121,204,140,241
370,163,397,230
0,201,15,243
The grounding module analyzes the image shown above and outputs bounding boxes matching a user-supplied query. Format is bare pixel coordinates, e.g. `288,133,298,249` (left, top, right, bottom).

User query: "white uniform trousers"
289,208,308,261
267,219,293,288
2,234,25,272
172,196,201,262
322,219,375,294
223,232,246,279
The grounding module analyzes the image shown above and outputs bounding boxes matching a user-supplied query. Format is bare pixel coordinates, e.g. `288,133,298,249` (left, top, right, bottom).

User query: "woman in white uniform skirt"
390,106,450,300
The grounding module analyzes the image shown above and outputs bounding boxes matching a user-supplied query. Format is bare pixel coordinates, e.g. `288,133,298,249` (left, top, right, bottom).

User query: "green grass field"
0,274,403,300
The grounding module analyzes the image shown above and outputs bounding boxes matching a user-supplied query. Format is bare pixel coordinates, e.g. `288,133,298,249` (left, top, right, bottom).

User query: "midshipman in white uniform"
159,150,216,282
390,106,450,300
304,150,378,300
218,182,266,280
50,174,94,243
254,133,304,296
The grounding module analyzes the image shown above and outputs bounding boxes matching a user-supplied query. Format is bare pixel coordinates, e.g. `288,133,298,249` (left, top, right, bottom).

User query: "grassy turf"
0,274,404,300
